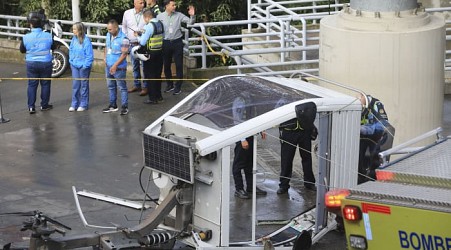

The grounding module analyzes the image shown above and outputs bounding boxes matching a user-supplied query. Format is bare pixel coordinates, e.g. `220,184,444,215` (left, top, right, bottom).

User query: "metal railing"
2,1,451,76
426,7,451,70
188,17,322,72
187,0,339,76
0,14,108,48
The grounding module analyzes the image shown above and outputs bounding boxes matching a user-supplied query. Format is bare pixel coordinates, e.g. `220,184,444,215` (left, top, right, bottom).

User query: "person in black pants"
142,53,163,104
162,38,183,94
233,135,267,199
134,9,164,104
231,95,267,199
142,38,164,104
157,0,195,95
277,118,317,194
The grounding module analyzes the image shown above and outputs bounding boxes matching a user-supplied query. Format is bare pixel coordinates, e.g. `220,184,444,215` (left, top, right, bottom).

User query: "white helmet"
131,45,150,61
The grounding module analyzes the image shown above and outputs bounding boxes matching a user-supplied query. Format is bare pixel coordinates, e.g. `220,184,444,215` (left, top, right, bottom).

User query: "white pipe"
72,186,117,229
379,127,443,162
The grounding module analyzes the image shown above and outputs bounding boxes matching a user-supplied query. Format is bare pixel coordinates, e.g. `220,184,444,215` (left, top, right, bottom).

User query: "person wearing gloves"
358,93,390,183
133,8,164,104
68,22,94,112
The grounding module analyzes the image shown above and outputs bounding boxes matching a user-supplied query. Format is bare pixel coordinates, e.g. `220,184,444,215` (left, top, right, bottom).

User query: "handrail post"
247,0,252,32
183,27,189,53
266,4,276,42
96,27,101,51
6,18,12,40
15,18,20,41
199,25,207,69
279,19,285,63
234,56,243,74
300,17,307,61
0,82,11,124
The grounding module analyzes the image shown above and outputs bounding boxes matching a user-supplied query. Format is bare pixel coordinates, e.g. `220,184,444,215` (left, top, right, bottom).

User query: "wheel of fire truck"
52,48,69,78
292,230,312,250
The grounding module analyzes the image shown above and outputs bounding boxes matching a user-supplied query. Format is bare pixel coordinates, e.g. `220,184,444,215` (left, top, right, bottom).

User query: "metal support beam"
127,187,181,238
315,112,331,233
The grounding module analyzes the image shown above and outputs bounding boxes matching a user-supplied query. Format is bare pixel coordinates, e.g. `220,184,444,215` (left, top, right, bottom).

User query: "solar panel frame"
143,133,194,183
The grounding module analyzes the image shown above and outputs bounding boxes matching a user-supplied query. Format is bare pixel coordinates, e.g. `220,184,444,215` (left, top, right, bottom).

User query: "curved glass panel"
173,76,318,129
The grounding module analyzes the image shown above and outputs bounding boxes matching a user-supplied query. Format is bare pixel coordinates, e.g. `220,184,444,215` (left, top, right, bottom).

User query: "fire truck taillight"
343,205,362,221
325,189,350,208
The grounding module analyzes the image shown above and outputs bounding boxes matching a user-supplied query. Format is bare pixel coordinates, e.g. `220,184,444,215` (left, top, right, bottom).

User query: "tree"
19,0,131,23
16,0,246,25
15,0,246,66
177,0,247,66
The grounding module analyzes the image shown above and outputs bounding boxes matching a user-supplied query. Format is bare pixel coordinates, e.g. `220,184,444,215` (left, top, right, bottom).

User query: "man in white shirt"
122,0,148,96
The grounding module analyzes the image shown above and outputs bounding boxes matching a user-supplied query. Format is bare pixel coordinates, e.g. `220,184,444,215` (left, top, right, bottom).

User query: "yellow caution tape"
201,34,229,65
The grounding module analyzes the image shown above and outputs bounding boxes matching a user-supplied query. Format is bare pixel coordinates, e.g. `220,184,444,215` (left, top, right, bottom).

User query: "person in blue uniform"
103,19,130,115
19,11,55,114
68,22,94,112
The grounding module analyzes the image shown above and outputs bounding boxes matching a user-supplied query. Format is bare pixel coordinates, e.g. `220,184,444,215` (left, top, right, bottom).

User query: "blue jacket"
69,35,94,68
20,28,53,62
105,30,129,68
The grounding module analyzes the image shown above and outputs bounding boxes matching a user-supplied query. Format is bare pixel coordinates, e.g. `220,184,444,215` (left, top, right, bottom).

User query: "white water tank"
319,0,445,145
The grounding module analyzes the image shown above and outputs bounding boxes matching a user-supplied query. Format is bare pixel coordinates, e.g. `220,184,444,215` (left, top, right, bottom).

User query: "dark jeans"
358,132,383,183
143,52,163,102
162,38,183,91
232,137,254,191
279,129,315,189
26,61,52,108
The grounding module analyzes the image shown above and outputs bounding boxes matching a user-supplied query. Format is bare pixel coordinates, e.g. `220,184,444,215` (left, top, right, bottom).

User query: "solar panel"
143,133,194,183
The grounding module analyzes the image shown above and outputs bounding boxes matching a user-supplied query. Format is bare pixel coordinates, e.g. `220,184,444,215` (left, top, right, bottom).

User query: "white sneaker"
69,107,76,112
77,107,86,112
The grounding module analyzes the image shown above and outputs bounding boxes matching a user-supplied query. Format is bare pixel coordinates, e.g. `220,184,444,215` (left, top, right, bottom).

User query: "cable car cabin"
142,75,362,249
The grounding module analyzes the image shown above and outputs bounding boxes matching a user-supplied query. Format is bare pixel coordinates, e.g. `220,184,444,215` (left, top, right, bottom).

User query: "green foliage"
84,0,111,22
18,0,131,23
19,0,42,16
174,0,246,67
84,0,131,23
16,0,245,28
47,0,71,20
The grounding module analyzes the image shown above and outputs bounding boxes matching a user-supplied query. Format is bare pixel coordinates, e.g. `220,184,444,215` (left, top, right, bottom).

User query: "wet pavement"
0,61,450,249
